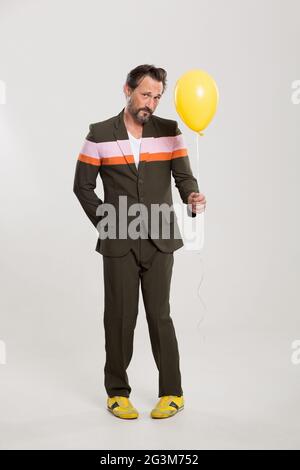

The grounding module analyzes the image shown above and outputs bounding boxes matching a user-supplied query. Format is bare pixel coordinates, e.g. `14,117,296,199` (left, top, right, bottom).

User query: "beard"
127,99,152,125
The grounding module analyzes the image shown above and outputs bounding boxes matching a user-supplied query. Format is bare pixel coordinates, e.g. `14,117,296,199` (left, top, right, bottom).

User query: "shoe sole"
107,407,139,419
151,405,184,419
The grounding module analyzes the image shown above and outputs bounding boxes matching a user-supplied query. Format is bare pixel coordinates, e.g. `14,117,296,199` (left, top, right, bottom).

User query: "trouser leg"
140,242,183,398
102,249,140,398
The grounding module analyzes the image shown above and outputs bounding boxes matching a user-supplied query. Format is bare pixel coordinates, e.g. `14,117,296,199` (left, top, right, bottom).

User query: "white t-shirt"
128,131,142,169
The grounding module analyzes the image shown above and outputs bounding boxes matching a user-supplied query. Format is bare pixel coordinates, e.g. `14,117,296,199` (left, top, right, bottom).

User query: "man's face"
124,75,163,125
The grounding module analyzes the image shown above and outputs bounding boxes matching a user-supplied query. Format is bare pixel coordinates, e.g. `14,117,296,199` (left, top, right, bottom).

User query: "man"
73,64,206,420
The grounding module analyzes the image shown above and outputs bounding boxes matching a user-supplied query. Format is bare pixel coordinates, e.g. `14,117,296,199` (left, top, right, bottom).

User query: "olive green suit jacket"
73,107,199,256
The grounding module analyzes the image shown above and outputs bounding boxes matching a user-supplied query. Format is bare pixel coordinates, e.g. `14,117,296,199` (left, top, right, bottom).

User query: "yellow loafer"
107,396,139,419
150,395,184,419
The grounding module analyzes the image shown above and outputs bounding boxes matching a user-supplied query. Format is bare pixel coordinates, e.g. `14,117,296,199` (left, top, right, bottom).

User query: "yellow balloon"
174,69,219,134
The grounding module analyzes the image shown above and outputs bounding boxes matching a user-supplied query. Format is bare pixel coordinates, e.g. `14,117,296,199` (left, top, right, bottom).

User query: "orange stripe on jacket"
78,148,188,166
78,153,101,166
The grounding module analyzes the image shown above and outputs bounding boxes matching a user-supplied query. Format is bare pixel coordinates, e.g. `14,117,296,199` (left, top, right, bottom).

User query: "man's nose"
145,97,156,111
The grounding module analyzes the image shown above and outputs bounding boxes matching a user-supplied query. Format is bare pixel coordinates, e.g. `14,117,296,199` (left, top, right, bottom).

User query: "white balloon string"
196,131,200,185
195,131,207,337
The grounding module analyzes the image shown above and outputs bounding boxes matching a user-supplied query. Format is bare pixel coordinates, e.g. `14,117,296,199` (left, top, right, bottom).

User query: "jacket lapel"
113,107,158,177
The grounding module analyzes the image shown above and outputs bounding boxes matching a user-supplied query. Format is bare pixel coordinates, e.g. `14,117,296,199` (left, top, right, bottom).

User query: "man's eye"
142,94,160,99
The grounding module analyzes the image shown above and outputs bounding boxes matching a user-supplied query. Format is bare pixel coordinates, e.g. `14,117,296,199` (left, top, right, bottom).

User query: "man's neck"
123,107,143,138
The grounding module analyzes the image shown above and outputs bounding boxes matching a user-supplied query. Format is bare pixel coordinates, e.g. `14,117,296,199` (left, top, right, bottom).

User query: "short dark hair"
125,64,167,94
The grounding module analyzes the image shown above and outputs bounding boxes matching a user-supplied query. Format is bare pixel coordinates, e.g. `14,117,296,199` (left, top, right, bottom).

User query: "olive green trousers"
102,237,183,398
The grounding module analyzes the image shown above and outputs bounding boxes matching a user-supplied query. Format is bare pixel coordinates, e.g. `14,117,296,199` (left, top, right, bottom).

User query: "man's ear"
123,83,131,99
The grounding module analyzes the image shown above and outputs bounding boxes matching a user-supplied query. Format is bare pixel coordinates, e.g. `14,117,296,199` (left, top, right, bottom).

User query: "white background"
0,0,300,449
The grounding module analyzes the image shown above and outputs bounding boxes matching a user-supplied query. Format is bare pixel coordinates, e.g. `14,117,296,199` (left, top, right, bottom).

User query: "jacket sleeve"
171,121,199,217
73,123,103,228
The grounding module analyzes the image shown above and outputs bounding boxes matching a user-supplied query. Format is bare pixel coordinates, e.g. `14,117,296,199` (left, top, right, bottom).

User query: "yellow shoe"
107,396,139,419
150,395,184,419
